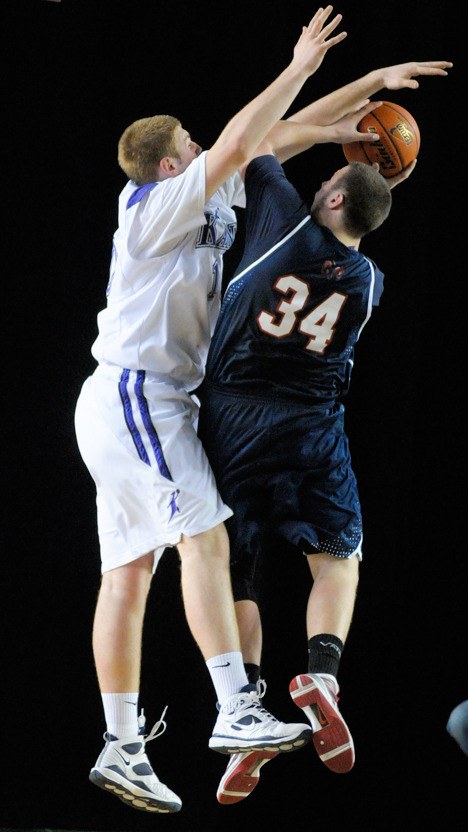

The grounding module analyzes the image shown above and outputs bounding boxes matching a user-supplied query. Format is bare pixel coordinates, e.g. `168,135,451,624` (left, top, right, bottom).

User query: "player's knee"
308,551,359,586
101,554,153,602
178,522,230,562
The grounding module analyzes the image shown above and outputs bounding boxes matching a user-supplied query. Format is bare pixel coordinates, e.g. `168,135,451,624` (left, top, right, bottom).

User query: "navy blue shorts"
198,387,363,602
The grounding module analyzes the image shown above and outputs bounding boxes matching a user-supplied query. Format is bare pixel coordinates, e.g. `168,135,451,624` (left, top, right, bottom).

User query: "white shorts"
74,363,233,574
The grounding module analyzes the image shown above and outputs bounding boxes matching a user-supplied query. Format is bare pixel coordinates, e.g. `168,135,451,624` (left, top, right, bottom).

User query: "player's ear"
327,191,345,210
159,156,178,177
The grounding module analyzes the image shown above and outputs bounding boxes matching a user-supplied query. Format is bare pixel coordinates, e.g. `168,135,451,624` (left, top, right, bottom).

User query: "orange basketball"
342,101,420,178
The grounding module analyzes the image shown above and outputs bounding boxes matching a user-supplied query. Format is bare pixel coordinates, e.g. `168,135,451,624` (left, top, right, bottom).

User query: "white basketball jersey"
91,151,245,389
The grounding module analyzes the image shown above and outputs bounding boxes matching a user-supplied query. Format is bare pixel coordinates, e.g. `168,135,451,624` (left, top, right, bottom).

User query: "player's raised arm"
205,5,347,198
253,99,382,166
269,58,452,163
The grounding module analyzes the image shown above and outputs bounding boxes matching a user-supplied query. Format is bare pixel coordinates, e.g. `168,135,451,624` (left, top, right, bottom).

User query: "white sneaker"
289,673,355,773
209,683,312,754
89,707,182,813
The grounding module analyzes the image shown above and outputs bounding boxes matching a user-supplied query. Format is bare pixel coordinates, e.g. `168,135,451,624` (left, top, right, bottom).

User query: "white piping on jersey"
223,214,375,348
225,215,311,290
356,255,376,340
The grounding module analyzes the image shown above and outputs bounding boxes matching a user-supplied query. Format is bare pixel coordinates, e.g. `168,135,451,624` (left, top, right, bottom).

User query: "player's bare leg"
290,552,358,773
306,552,358,642
235,599,263,665
178,525,311,758
177,523,241,657
90,553,182,813
92,553,154,692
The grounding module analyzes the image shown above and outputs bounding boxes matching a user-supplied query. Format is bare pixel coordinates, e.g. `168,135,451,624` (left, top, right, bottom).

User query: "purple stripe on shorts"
118,369,151,465
134,371,173,481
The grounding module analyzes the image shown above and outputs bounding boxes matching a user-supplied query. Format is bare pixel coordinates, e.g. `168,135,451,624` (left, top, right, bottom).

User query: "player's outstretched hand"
380,60,453,91
332,99,384,145
291,5,347,77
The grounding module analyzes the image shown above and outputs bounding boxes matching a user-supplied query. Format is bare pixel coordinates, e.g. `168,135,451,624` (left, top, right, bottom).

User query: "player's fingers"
349,98,371,113
307,5,335,34
323,30,347,47
320,13,344,38
353,100,383,128
359,132,380,143
308,5,332,27
416,67,451,76
305,6,326,33
415,60,453,70
362,99,382,113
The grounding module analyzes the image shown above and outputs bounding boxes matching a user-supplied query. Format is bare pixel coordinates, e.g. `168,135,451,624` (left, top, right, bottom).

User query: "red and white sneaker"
289,673,355,773
216,749,279,804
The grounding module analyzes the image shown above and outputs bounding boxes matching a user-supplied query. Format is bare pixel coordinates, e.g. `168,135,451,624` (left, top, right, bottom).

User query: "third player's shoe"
289,673,355,773
209,683,312,754
89,707,182,813
216,749,279,804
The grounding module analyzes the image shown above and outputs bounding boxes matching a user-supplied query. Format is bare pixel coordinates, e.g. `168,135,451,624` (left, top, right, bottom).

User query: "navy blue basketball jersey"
204,154,384,405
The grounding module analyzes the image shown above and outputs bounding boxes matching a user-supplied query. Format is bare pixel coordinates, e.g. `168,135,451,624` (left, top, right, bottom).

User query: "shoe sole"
208,725,312,755
89,769,182,813
217,750,279,804
289,674,355,773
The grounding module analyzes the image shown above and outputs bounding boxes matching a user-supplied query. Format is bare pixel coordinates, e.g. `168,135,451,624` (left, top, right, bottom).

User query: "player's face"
172,126,202,174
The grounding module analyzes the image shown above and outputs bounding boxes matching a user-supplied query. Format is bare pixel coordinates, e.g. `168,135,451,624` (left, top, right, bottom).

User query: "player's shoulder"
246,153,284,180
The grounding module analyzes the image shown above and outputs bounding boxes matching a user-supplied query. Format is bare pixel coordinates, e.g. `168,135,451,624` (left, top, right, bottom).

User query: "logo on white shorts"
168,489,181,521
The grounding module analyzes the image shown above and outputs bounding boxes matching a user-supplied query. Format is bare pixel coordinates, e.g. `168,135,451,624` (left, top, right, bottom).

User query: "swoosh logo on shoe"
116,749,131,766
235,716,261,728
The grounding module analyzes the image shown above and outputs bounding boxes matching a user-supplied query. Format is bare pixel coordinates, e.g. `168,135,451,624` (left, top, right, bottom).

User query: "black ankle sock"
244,663,261,684
307,633,344,678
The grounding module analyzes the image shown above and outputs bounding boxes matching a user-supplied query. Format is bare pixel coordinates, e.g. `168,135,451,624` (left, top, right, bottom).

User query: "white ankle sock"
101,692,139,739
206,651,249,706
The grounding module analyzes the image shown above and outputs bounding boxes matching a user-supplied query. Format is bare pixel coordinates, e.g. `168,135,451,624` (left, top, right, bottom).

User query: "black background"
3,1,465,830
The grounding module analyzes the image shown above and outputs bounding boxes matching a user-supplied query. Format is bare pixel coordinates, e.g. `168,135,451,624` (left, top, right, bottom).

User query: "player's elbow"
221,132,252,168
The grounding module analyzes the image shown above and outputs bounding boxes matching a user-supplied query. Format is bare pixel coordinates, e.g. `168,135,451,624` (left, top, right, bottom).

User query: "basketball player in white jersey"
74,6,348,814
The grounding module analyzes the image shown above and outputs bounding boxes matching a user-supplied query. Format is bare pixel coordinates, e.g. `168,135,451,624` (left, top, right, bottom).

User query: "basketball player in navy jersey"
74,6,357,815
197,58,452,803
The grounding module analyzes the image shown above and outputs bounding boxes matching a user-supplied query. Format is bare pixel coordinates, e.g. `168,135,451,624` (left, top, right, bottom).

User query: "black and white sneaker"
89,707,182,813
209,683,312,754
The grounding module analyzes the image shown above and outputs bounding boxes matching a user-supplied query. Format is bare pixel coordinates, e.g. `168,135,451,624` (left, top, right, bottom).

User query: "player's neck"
334,230,361,250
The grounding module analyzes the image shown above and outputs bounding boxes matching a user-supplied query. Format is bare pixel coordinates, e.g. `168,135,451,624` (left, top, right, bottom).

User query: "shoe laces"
224,689,279,722
138,706,168,743
256,678,267,699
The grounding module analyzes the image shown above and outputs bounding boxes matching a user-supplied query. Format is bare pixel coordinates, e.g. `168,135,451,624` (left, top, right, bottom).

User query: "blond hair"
117,114,181,185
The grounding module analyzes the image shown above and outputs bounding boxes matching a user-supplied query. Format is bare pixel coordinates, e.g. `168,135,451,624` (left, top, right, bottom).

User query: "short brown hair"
117,115,181,185
338,161,392,238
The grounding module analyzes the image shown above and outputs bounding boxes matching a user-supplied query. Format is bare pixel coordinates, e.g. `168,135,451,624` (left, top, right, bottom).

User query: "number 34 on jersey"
257,274,346,354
